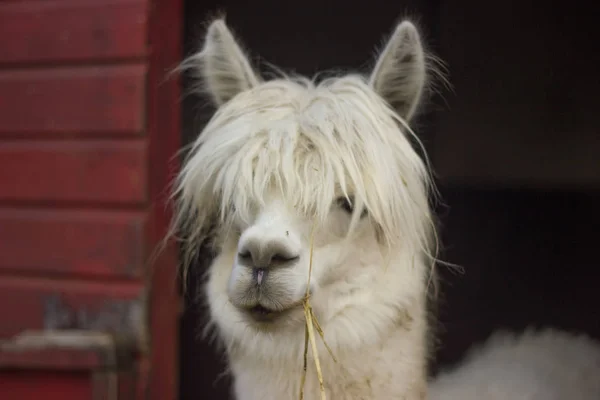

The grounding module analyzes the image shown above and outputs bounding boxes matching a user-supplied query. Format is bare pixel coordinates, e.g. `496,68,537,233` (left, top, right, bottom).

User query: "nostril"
238,230,302,268
271,253,300,263
263,252,300,268
237,244,300,268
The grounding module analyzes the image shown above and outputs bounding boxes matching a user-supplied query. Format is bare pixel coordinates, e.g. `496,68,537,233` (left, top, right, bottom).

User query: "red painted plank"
0,65,146,136
0,349,102,370
0,208,147,278
145,0,183,398
0,140,148,204
0,0,148,64
0,371,93,400
0,277,144,340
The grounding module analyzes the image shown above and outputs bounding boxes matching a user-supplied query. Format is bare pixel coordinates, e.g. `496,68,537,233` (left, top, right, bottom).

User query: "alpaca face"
175,18,433,353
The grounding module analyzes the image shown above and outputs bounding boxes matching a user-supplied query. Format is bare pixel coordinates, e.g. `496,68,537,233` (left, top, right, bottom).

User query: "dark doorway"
179,2,600,399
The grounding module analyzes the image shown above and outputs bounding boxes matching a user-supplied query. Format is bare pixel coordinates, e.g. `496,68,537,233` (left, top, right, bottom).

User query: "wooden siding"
0,0,181,399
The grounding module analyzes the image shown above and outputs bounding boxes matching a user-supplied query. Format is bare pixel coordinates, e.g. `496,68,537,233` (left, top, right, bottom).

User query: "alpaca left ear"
196,19,261,106
369,21,426,121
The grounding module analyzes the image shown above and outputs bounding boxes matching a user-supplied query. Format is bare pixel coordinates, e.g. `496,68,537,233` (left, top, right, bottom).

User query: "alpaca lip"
246,305,283,322
236,287,310,323
242,298,305,323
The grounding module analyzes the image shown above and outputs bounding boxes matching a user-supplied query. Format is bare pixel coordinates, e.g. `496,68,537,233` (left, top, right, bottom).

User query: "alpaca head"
174,18,436,358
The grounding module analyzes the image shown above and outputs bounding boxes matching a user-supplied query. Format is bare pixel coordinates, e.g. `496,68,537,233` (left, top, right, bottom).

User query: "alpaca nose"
237,239,300,269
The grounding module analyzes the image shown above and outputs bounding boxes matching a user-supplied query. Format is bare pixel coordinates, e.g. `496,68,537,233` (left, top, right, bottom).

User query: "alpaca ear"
196,19,261,105
369,21,426,121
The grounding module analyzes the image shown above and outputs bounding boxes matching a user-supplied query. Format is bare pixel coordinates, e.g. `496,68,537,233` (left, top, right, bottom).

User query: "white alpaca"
172,18,600,400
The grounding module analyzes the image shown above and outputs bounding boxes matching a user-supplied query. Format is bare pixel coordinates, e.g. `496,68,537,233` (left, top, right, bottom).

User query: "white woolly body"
429,329,600,400
173,17,600,400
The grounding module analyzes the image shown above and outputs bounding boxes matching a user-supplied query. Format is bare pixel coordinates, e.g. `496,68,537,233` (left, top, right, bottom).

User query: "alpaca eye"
335,196,367,218
336,197,355,214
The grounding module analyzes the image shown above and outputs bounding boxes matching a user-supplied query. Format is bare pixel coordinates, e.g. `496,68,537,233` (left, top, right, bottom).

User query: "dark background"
179,1,600,398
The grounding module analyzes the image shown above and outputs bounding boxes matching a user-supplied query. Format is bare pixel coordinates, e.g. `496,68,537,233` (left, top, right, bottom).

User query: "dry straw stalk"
299,224,337,400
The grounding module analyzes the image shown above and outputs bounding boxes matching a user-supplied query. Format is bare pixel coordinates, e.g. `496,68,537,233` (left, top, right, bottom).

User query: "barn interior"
178,1,600,398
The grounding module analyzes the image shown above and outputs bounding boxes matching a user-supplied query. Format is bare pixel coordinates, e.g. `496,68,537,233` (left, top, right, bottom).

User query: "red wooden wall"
0,0,182,398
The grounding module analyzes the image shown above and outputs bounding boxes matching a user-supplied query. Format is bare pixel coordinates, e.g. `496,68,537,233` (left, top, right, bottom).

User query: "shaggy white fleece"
429,328,600,400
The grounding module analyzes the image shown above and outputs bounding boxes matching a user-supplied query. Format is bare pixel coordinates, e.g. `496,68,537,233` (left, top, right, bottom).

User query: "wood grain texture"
0,65,146,136
0,208,147,278
0,0,148,64
0,140,147,204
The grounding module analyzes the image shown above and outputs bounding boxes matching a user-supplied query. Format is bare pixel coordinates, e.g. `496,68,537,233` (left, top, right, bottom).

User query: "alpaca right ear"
195,19,261,106
369,21,426,121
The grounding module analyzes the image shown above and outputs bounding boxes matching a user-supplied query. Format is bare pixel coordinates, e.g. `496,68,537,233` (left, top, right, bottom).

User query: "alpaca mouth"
243,297,306,323
247,305,283,322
